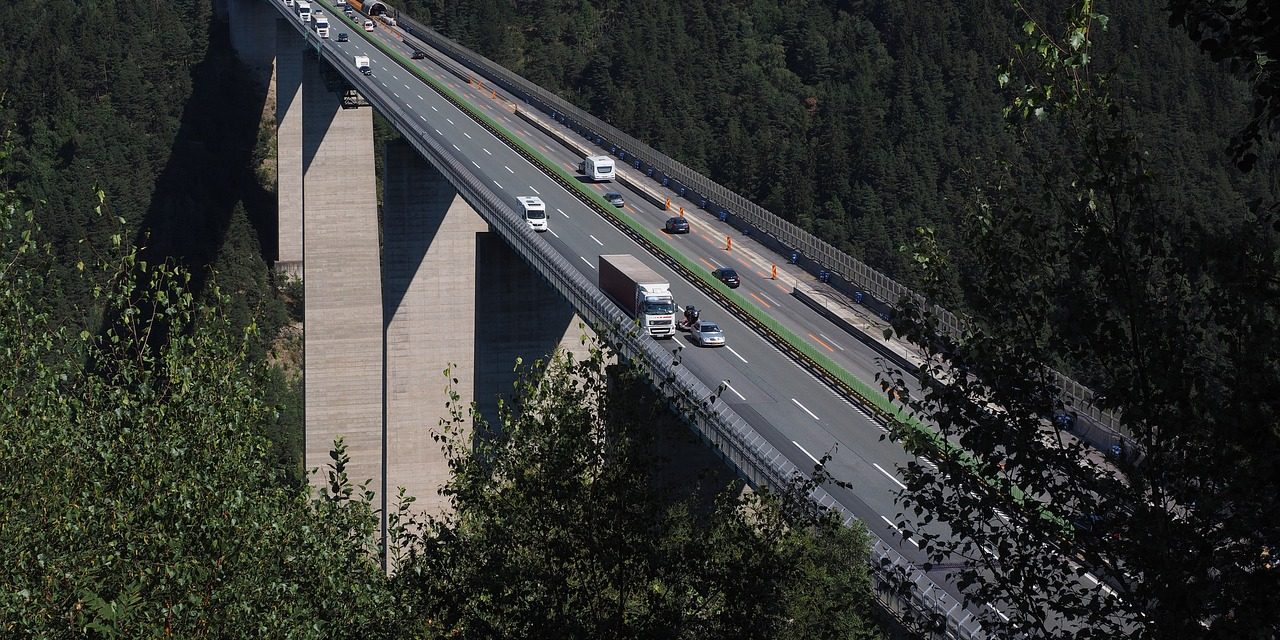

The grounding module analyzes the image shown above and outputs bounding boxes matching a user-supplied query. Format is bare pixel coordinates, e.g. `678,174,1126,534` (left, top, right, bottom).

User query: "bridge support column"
300,54,384,515
382,141,489,518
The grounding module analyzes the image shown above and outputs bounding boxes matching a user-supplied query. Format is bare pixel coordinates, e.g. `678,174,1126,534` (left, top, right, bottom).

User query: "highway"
272,1,1052,628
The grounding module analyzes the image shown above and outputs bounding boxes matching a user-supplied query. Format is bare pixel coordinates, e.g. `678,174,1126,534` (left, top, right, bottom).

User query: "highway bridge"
221,0,1129,636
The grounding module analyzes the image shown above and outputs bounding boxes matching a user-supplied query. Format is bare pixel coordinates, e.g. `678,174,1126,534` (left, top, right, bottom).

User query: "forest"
1,0,1277,637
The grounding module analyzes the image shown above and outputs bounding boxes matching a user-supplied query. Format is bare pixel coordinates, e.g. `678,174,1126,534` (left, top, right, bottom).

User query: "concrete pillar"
275,22,304,275
301,54,384,513
382,141,489,518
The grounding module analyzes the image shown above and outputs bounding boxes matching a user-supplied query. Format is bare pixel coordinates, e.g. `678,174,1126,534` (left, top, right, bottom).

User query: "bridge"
215,0,1131,636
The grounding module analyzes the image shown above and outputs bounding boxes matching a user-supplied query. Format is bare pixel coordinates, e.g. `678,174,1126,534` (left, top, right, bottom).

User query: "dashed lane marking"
529,186,540,194
483,148,492,155
873,463,908,490
580,256,595,269
725,346,748,363
724,382,746,401
493,179,503,189
809,333,835,353
749,292,771,308
557,208,569,219
792,398,820,421
505,166,514,174
792,441,820,465
589,235,604,246
463,132,472,139
819,333,845,351
451,144,460,151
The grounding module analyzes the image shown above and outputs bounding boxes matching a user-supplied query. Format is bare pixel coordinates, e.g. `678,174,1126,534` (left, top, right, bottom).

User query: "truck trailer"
598,254,676,338
354,55,371,76
582,155,615,182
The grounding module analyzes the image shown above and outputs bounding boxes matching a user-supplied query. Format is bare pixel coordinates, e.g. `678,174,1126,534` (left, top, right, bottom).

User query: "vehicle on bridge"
604,191,625,207
689,320,726,347
354,55,371,76
664,216,690,234
312,13,329,38
517,196,548,232
336,32,349,42
295,0,311,21
581,155,615,182
711,266,740,288
363,19,376,32
598,254,676,338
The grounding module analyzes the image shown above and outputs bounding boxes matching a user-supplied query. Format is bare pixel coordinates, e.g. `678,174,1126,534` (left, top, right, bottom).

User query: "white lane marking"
580,256,595,269
393,92,400,98
472,161,480,168
880,516,919,547
392,75,399,81
723,382,746,401
493,180,503,189
417,94,423,100
420,115,427,121
431,105,438,112
760,293,779,306
819,333,845,351
791,398,820,421
434,129,442,135
483,148,492,155
557,208,569,218
792,441,820,465
452,144,460,151
589,235,604,246
873,463,908,490
529,186,540,194
504,165,514,174
725,346,748,363
446,118,455,125
549,230,560,238
404,84,411,90
463,131,472,139
987,605,1011,622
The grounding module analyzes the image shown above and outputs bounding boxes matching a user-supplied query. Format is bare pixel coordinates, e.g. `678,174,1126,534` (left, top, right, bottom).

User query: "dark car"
664,217,690,234
712,267,740,288
336,32,349,42
411,49,427,60
604,192,625,207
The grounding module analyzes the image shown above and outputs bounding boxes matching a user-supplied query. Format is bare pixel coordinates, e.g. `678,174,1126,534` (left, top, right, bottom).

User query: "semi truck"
312,13,329,38
582,155,615,182
295,0,311,20
598,254,676,338
354,55,371,76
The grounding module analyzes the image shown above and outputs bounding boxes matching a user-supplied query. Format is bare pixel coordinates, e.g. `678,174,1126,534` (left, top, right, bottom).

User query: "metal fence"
271,4,990,635
393,12,1126,440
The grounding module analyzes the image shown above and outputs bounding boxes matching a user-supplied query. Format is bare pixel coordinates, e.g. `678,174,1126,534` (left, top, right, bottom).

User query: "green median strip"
338,9,1067,533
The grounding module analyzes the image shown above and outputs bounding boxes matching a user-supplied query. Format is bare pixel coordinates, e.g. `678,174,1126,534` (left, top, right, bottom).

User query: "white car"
690,320,726,347
517,196,548,232
363,19,375,31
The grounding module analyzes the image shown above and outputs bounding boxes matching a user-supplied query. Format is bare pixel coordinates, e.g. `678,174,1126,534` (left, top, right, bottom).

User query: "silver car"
690,320,726,347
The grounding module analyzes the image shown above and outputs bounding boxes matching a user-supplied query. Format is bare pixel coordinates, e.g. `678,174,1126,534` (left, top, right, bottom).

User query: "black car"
664,217,690,234
336,32,349,42
411,50,427,60
712,267,740,288
604,192,625,207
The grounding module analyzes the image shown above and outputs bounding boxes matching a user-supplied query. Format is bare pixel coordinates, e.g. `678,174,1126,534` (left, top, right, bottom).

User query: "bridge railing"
393,12,1127,443
269,5,988,635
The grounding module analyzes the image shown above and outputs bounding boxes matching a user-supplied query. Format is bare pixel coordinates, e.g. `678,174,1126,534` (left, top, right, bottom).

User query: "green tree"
884,2,1280,638
395,344,882,639
0,184,410,637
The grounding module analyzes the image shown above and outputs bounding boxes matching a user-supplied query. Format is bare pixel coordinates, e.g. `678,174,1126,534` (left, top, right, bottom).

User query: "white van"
517,196,548,232
363,19,375,32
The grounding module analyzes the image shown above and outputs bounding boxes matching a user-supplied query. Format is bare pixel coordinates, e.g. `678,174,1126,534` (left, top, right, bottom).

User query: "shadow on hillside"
132,12,275,297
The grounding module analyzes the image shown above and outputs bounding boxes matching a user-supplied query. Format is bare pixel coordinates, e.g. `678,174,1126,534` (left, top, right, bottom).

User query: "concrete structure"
382,140,489,516
300,52,385,507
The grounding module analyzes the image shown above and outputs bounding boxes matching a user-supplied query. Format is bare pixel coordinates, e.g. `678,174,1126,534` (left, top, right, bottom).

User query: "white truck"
598,254,676,338
312,12,330,38
354,55,371,76
295,0,311,21
582,155,615,182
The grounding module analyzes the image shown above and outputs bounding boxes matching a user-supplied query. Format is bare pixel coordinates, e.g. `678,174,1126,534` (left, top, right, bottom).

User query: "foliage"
884,1,1280,638
393,345,882,639
0,189,410,637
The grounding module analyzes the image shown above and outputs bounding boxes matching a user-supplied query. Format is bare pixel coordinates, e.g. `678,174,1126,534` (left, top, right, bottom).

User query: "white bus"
295,0,311,21
312,13,330,38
